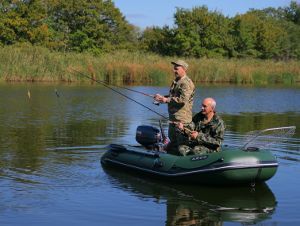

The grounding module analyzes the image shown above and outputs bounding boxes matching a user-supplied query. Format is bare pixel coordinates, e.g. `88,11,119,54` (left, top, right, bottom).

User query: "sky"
113,0,293,28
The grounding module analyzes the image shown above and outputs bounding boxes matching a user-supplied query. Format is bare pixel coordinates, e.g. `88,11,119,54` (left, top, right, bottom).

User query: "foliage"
140,1,300,60
0,1,299,60
231,10,288,59
139,26,176,56
173,6,232,58
0,0,49,45
0,0,136,53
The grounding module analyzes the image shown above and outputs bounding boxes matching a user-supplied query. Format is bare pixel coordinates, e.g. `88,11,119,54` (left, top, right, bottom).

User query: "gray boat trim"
102,158,278,177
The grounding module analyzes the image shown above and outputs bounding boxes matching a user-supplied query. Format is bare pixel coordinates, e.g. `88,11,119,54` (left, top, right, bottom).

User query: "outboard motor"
136,125,161,148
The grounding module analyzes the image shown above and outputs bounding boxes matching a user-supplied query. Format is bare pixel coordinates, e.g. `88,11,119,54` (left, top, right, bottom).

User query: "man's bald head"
203,97,216,110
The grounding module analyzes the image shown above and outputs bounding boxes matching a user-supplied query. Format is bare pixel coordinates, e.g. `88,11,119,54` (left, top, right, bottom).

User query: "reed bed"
0,45,299,85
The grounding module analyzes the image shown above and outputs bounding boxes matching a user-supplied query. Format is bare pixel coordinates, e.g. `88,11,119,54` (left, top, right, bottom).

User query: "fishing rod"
71,68,155,98
70,68,168,120
169,120,193,134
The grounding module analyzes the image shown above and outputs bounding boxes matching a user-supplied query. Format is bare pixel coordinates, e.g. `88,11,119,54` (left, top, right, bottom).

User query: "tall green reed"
0,44,299,85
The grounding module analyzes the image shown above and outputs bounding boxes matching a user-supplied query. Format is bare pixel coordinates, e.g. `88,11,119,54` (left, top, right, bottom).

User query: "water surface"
0,83,299,225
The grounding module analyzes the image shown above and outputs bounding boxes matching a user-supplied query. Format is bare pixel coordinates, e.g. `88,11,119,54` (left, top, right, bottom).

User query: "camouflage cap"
171,60,188,70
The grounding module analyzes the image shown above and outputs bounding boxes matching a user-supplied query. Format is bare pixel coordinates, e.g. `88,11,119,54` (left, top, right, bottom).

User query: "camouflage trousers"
178,145,218,156
167,123,188,155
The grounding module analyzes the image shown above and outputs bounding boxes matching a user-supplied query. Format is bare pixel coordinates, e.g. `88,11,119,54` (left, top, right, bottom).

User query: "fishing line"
71,69,168,120
71,68,154,98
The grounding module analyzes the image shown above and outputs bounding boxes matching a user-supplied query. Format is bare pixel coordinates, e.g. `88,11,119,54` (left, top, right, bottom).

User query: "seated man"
177,97,225,156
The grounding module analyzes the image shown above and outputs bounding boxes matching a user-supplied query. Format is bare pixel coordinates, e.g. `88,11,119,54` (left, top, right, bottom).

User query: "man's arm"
194,121,225,149
168,82,194,105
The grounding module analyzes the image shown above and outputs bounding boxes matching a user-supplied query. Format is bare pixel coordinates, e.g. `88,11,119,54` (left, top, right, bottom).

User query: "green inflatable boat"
101,125,280,186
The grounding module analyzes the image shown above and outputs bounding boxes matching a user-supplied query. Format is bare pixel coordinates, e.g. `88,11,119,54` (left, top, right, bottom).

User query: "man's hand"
190,131,199,140
154,93,162,100
176,122,184,130
154,94,169,103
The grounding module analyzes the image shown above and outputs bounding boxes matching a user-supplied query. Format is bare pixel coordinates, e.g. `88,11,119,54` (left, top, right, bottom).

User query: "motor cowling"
136,125,161,147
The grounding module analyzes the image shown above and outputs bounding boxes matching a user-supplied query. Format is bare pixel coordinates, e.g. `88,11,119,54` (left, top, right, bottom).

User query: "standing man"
177,97,225,155
154,60,195,152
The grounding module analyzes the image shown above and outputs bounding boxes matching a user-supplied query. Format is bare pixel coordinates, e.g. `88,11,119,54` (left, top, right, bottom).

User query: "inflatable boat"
101,125,279,185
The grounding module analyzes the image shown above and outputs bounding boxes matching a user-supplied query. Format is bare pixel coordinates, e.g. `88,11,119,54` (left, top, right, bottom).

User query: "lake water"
0,83,300,225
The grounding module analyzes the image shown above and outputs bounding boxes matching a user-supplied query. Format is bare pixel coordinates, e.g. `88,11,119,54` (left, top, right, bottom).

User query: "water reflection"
103,167,277,225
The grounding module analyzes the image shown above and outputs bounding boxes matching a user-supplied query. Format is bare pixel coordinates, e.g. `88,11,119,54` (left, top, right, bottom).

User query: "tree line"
0,0,299,60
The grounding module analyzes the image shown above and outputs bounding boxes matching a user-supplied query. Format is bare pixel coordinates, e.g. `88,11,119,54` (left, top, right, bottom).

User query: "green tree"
232,10,287,59
264,2,300,59
283,1,300,25
46,0,136,53
278,20,300,59
249,3,300,60
0,0,137,53
139,26,176,56
173,6,232,58
0,0,49,45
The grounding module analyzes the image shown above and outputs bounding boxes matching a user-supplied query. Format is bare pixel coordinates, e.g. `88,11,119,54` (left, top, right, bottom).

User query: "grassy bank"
0,45,299,85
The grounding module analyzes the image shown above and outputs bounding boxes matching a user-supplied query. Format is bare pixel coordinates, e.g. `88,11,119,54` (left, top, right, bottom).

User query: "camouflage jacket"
167,75,195,123
185,113,225,152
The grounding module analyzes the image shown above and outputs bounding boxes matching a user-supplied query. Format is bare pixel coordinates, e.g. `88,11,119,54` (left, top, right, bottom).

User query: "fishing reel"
153,101,160,106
